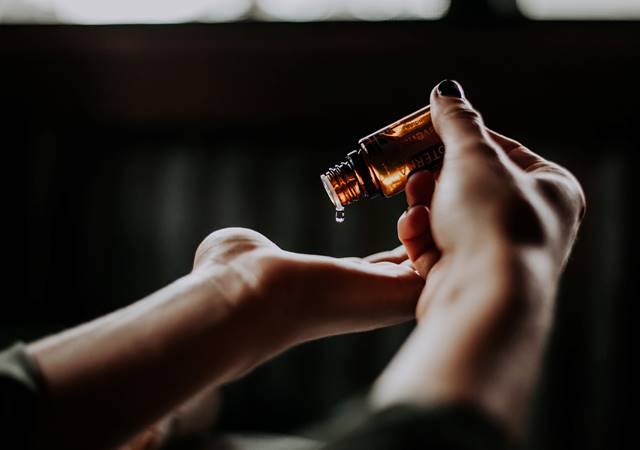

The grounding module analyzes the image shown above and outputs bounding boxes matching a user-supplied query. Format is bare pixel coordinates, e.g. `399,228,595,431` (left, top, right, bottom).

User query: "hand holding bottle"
373,80,585,437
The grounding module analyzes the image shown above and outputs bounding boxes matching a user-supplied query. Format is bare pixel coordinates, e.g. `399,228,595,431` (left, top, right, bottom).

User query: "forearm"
372,243,557,437
28,267,272,450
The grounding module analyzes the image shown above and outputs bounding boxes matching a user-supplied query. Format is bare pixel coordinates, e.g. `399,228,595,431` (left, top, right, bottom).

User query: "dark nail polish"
437,80,463,98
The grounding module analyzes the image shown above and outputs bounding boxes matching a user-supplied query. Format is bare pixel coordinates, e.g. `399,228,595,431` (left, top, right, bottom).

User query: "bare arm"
29,268,259,449
29,231,423,450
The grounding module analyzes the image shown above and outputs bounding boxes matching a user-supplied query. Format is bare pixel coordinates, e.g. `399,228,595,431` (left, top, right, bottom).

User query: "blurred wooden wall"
1,21,638,449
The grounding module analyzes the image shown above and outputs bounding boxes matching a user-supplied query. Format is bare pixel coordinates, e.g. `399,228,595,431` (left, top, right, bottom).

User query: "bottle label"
408,143,445,173
359,107,444,197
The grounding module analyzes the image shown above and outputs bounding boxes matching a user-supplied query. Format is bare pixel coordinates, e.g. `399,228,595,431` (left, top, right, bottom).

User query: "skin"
26,80,585,449
28,232,423,450
372,81,585,438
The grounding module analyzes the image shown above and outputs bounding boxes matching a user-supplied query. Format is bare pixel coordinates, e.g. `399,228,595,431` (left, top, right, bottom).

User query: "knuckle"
443,104,484,127
196,227,274,264
535,169,586,224
213,227,265,244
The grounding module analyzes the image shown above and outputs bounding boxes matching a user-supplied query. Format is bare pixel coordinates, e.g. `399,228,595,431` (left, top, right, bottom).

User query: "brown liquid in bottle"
321,105,443,221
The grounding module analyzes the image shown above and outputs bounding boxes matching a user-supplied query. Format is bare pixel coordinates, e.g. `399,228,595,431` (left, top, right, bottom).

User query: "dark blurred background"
1,0,639,448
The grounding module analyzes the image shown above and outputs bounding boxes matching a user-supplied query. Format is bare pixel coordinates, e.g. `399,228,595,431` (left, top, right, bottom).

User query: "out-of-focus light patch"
255,0,338,22
0,0,58,23
21,0,252,24
345,0,404,20
404,0,449,19
345,0,448,20
0,0,449,23
195,0,253,22
518,0,640,20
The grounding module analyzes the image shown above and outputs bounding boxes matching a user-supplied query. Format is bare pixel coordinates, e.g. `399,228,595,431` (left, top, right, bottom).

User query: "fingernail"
437,79,464,98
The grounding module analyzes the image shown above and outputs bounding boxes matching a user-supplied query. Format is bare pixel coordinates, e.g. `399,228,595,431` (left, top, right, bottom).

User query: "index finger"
487,129,548,173
487,129,586,224
405,170,436,207
364,246,409,264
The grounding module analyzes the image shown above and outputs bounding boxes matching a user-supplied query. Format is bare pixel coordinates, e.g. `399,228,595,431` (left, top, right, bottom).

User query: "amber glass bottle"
321,105,444,215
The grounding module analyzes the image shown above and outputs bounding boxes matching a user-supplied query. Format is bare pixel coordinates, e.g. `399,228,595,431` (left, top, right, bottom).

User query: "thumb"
430,80,499,164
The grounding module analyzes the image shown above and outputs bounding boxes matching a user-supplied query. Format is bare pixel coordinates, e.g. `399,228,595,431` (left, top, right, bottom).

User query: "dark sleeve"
0,343,44,450
323,403,516,450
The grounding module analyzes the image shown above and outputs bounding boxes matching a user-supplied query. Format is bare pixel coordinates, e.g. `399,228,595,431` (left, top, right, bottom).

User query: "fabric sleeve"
0,343,44,450
322,403,516,450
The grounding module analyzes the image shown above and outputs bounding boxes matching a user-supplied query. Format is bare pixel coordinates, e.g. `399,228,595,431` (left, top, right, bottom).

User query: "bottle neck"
322,149,379,207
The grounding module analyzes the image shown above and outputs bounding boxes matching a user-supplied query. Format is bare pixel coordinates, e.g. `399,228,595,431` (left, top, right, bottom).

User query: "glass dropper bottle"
321,104,444,222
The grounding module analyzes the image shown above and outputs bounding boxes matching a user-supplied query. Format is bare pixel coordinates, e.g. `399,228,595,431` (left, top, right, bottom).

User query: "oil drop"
321,174,347,224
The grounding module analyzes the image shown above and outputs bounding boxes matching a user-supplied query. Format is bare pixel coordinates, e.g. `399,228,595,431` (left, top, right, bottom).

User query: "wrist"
450,238,557,309
190,252,297,374
374,242,556,436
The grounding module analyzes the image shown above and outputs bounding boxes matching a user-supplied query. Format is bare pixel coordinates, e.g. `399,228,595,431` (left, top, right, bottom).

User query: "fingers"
398,171,438,278
487,129,576,190
486,129,522,153
487,129,586,229
487,129,549,173
430,80,498,163
398,206,431,257
304,256,424,338
367,170,437,278
364,245,409,264
397,205,439,278
406,170,436,207
487,129,585,214
430,81,582,223
346,261,424,328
